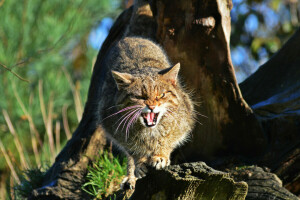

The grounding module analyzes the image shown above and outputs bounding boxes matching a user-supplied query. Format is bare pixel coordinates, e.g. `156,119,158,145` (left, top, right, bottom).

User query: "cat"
97,0,195,189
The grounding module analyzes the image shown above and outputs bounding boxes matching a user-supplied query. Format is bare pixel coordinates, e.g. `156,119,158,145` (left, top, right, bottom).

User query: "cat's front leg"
120,152,137,190
148,154,171,170
134,157,148,179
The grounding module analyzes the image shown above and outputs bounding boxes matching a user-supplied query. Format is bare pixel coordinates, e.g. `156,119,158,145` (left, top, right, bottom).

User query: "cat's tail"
124,0,156,39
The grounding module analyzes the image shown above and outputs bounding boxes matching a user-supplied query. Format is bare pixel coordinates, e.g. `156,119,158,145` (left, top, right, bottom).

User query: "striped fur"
96,0,195,189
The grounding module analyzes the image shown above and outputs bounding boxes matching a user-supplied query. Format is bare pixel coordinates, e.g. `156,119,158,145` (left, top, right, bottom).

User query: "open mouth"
142,112,159,127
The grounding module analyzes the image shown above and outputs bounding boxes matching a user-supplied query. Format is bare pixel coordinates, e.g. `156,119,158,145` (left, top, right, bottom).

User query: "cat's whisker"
114,109,135,126
102,105,142,121
105,104,124,111
113,113,134,135
192,101,202,107
165,111,176,121
193,117,203,125
125,110,142,140
123,109,143,141
166,109,175,114
165,108,180,126
193,110,208,118
166,113,176,121
165,108,176,117
121,109,140,132
115,108,141,134
117,108,141,131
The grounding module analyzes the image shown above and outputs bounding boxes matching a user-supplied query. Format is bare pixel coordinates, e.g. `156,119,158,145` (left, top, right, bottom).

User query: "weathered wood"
108,164,300,200
108,162,248,200
229,166,299,200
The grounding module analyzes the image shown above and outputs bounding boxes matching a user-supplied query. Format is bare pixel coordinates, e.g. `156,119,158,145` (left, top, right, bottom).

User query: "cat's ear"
159,63,180,86
111,70,134,90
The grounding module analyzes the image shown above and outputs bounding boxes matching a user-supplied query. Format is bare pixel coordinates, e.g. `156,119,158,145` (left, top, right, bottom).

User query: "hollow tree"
29,0,300,199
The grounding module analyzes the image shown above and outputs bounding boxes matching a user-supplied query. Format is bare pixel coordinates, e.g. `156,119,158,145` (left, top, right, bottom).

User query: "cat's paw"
120,175,137,190
148,155,170,170
135,163,148,179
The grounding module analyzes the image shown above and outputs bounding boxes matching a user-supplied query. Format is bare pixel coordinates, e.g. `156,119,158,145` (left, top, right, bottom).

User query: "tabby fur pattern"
97,0,195,189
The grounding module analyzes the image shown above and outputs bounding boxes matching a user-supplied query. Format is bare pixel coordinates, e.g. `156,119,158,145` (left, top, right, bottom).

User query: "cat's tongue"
146,112,155,125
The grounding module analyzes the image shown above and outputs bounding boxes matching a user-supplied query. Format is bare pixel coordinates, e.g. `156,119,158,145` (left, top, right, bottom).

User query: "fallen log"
108,163,299,200
109,162,248,200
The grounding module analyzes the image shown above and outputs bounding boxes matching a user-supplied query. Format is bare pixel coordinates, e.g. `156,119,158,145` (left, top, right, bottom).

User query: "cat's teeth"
142,111,159,127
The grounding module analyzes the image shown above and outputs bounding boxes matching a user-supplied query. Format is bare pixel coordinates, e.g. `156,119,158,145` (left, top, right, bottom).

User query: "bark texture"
109,164,298,200
240,28,300,197
28,0,300,199
153,0,266,161
229,166,299,200
129,162,248,200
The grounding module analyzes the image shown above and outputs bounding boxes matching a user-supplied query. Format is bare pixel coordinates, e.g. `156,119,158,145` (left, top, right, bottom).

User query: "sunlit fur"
98,36,195,167
96,0,195,187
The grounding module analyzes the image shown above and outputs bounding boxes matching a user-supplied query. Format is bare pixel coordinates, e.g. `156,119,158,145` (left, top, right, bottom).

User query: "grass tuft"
82,151,127,199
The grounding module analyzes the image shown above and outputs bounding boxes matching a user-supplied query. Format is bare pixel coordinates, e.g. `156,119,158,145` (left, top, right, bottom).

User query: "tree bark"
108,164,298,200
124,162,248,200
29,0,300,199
153,0,267,162
240,28,300,196
229,166,299,200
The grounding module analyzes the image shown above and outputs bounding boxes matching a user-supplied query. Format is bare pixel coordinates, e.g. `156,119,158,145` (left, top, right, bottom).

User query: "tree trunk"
29,0,300,199
152,0,266,162
240,28,300,196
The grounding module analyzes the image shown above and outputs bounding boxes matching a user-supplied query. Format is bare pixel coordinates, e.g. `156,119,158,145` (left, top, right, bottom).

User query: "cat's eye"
156,93,165,100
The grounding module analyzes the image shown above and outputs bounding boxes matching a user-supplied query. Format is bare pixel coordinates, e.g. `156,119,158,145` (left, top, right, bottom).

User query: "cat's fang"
142,112,159,127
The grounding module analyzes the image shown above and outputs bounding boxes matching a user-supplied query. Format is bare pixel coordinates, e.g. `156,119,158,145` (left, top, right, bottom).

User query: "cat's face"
111,63,180,130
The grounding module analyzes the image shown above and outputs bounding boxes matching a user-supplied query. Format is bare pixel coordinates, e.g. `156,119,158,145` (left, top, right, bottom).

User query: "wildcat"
97,0,195,189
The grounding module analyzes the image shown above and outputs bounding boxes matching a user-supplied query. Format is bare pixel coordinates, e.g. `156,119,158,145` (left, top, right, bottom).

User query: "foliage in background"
0,0,121,199
230,0,300,82
82,151,127,199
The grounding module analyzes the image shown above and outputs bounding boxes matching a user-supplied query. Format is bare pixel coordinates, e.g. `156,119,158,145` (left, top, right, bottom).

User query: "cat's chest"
124,128,172,152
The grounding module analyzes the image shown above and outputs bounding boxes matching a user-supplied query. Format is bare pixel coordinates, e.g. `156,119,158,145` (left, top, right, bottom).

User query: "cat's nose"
147,105,155,111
